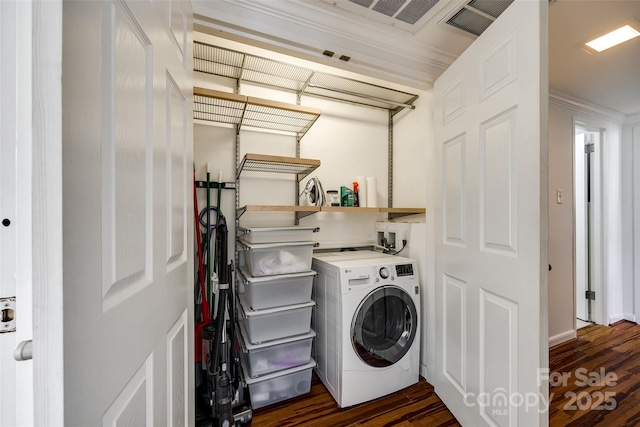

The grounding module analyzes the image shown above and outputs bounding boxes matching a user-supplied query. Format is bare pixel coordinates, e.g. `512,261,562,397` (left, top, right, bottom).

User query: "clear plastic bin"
238,321,315,377
238,240,315,277
237,226,318,244
238,294,314,344
243,359,316,409
237,267,315,310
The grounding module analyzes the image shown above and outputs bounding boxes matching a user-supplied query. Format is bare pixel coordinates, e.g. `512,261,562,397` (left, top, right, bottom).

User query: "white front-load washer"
312,250,420,407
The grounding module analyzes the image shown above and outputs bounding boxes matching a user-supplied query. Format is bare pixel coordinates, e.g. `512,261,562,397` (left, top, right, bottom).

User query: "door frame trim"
573,118,606,328
31,1,64,425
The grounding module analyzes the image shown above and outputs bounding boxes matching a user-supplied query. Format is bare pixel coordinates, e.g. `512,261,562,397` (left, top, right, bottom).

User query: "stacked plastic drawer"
236,226,318,410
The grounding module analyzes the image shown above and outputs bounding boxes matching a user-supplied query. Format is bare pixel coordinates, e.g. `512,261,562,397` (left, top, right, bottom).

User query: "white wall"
392,92,431,209
192,32,433,374
548,102,576,344
193,33,429,250
548,97,624,345
622,117,640,322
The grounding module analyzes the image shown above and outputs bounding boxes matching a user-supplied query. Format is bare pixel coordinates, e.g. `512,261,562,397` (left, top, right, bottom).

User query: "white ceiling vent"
320,0,443,33
443,0,514,37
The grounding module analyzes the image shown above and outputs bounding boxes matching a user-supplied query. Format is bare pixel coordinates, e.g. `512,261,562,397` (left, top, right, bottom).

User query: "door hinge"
585,143,595,153
1,297,16,333
585,290,596,300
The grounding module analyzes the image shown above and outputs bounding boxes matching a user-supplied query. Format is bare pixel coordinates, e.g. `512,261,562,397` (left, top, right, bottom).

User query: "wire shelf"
194,88,321,138
194,41,419,112
237,153,321,181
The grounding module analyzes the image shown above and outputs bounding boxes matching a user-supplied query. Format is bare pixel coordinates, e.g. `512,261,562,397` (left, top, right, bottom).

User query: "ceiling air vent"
467,0,513,18
396,0,441,25
444,0,514,37
351,0,441,25
322,0,441,33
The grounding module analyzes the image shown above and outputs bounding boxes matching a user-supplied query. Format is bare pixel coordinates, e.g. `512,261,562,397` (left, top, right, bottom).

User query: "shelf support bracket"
388,109,393,208
299,72,314,98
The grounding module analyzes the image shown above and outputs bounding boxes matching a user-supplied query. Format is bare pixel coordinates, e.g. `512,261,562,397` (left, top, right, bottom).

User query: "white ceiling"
549,0,640,117
194,0,640,117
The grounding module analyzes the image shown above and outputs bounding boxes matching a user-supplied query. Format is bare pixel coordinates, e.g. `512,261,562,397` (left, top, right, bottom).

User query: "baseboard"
549,329,577,348
608,313,625,325
610,313,638,324
420,363,428,381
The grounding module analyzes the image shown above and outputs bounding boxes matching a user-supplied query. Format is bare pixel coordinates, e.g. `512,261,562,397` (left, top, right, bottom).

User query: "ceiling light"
586,23,640,52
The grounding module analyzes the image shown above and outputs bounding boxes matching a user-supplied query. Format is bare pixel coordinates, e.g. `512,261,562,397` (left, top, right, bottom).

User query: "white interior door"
574,130,588,321
575,127,599,323
432,1,548,426
1,1,34,425
62,1,194,425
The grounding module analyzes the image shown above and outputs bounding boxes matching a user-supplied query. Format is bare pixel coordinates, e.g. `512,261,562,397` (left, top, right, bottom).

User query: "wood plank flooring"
251,321,640,426
549,320,640,427
251,374,460,427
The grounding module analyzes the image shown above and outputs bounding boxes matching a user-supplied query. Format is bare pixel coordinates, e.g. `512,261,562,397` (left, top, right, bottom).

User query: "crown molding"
230,0,461,61
549,91,627,124
623,114,640,125
192,0,468,88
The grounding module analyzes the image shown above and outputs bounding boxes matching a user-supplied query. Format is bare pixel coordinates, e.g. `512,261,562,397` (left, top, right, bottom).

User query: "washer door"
351,285,417,368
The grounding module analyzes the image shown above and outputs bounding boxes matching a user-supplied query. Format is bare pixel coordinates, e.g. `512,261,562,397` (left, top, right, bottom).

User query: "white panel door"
1,1,34,425
62,1,194,425
433,1,548,426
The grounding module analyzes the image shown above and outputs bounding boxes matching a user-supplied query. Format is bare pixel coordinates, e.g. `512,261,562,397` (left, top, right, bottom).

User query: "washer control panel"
373,262,416,284
395,263,414,277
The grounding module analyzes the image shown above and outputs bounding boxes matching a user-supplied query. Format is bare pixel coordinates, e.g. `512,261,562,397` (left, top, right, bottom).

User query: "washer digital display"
395,264,414,277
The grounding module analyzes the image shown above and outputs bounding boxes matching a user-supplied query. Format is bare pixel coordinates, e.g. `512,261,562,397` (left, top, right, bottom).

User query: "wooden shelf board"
321,206,380,213
194,87,246,103
242,205,321,213
244,153,320,168
237,205,425,219
379,208,426,214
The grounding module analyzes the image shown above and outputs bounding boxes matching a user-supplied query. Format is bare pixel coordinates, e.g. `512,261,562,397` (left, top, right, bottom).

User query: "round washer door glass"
351,285,418,367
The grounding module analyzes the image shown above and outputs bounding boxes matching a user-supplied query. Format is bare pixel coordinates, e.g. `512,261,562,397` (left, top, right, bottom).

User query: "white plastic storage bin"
237,267,315,310
238,321,315,378
243,359,316,409
238,294,314,344
237,226,318,244
238,240,315,277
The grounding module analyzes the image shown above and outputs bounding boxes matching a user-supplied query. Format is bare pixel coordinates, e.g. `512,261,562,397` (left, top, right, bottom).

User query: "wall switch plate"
556,189,563,204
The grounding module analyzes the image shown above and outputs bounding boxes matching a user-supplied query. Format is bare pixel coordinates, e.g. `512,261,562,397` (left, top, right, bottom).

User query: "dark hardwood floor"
549,320,640,426
251,321,640,426
251,374,460,427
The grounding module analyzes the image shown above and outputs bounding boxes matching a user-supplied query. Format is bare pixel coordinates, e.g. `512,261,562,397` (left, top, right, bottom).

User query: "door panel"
480,108,517,254
443,135,466,246
62,1,193,425
479,32,517,100
433,1,547,426
167,74,187,266
1,2,19,425
1,1,34,425
443,274,466,394
168,311,188,427
479,290,518,426
104,1,152,302
102,355,154,426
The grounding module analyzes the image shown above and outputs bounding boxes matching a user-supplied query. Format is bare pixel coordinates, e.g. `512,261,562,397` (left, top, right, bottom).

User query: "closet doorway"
574,123,602,327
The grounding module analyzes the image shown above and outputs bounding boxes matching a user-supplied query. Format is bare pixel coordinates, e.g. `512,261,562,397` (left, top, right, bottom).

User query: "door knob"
14,340,32,361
